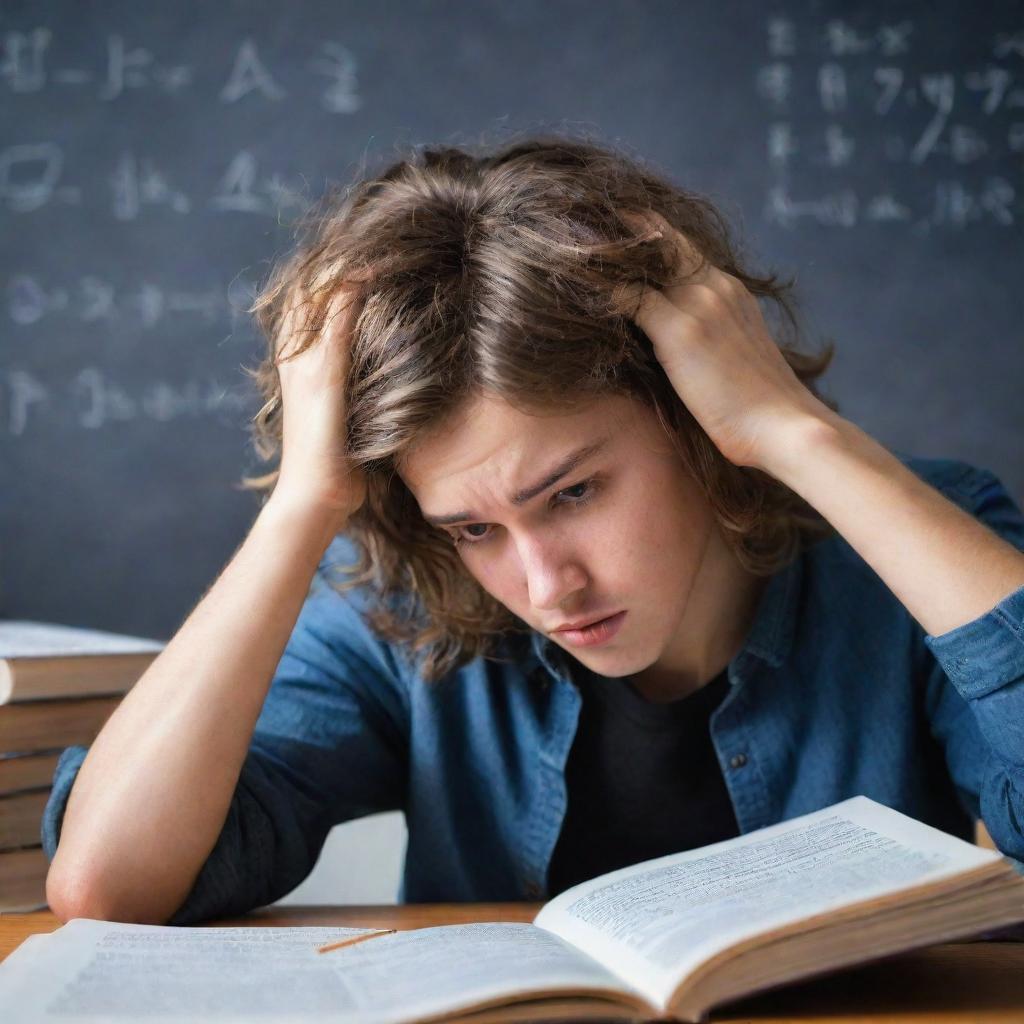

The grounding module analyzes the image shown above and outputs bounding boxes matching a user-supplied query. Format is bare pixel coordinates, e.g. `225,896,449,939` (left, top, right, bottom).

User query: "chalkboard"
3,1,1023,639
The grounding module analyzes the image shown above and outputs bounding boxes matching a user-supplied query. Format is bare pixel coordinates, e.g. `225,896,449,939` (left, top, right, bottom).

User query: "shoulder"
310,532,510,689
268,532,417,698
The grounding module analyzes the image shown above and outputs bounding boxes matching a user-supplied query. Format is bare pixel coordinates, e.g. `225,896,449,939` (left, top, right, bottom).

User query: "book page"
0,919,644,1023
312,922,646,1021
534,796,1004,1009
0,920,376,1023
0,620,164,658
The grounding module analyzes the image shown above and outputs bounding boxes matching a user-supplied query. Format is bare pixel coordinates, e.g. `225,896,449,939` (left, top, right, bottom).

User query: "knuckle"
690,318,715,342
689,282,725,312
721,275,747,301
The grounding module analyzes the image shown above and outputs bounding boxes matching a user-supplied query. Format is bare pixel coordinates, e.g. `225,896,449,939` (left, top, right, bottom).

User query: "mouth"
551,611,627,648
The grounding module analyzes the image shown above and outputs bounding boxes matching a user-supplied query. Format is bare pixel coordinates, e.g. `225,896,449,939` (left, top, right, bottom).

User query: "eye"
555,477,600,508
450,522,495,546
559,481,590,501
449,477,600,548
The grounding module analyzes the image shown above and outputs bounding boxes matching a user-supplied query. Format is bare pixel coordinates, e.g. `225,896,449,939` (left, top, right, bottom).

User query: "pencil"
317,928,397,954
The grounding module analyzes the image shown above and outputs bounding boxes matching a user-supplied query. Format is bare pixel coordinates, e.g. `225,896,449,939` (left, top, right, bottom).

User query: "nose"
517,534,588,613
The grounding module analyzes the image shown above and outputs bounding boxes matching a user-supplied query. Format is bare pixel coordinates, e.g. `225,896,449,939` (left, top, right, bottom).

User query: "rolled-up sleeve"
42,744,89,858
42,565,410,924
921,467,1024,866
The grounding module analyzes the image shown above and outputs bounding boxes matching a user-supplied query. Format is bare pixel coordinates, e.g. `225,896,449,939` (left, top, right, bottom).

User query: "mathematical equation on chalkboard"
4,13,1024,440
1,29,357,218
4,367,255,436
9,273,254,330
0,144,310,219
756,17,1024,230
5,266,260,434
2,29,360,107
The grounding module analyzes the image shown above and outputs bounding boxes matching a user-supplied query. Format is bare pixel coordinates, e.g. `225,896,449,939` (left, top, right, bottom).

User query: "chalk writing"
8,274,231,328
3,368,256,435
1,29,362,112
0,145,309,219
0,143,76,213
757,16,1023,230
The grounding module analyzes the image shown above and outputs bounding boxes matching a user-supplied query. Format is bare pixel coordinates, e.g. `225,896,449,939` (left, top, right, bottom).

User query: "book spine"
0,695,122,753
0,790,50,850
0,662,11,705
0,654,154,705
0,845,49,912
0,752,62,796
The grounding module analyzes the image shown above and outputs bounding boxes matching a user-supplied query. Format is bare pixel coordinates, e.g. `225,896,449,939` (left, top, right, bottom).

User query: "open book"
3,797,1023,1023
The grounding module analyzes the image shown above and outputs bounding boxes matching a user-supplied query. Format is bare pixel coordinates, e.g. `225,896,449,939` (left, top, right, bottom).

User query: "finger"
324,282,365,331
274,282,314,362
621,209,708,281
633,214,753,322
631,283,702,353
619,208,666,243
275,279,361,363
623,255,741,335
661,271,748,329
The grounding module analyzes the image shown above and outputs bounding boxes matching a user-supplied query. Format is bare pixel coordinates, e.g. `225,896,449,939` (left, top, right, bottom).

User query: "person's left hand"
622,210,837,471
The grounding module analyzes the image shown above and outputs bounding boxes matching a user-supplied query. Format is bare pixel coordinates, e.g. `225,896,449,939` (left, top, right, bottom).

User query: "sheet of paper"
535,795,1003,1007
313,922,641,1021
0,620,164,658
0,919,640,1023
0,919,376,1023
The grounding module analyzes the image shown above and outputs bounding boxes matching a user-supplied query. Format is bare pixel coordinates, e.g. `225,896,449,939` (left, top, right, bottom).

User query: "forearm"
763,413,1024,638
46,493,347,924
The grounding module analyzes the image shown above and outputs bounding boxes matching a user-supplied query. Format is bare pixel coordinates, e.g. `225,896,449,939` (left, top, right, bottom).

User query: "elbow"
46,865,110,923
45,864,171,925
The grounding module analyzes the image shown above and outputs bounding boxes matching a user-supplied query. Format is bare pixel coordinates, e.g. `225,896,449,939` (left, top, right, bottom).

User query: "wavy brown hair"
240,130,839,682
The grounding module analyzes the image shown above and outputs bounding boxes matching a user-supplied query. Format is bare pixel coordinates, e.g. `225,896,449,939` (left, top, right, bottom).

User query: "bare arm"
762,414,1024,638
47,280,370,924
46,495,347,924
626,211,1024,636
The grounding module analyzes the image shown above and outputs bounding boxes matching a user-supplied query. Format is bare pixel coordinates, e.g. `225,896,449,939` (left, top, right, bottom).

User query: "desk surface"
2,905,1023,1022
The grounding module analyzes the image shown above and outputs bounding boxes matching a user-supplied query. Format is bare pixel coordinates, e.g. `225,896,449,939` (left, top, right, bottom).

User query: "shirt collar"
739,552,803,669
529,627,577,684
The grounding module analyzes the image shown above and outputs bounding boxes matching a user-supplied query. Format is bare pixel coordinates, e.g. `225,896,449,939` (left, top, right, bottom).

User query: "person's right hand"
272,279,369,523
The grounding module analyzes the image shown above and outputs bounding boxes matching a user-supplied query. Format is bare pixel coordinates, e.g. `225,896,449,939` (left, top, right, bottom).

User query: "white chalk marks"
756,18,1023,230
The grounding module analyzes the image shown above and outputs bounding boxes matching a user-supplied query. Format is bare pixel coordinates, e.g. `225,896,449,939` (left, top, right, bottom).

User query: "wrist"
755,406,853,485
261,488,354,542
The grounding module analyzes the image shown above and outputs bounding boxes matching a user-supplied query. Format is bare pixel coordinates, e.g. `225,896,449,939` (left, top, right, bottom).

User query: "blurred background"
3,1,1022,905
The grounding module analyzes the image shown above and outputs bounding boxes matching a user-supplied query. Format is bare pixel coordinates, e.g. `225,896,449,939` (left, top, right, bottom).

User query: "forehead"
398,391,664,506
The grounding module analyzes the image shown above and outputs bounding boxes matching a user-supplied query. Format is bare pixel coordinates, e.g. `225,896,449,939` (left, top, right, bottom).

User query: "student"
43,135,1024,925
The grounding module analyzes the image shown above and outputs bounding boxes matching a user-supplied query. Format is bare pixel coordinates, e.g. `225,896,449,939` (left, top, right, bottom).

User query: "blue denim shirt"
41,453,1024,923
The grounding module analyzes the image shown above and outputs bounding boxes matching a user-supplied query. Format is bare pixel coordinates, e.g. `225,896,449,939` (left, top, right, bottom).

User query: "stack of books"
0,621,164,911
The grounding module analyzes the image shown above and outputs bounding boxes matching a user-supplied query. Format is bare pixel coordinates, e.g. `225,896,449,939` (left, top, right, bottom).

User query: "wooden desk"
2,905,1022,1022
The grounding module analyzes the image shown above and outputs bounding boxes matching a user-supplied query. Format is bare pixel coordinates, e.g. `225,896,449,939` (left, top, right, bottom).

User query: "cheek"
461,549,519,605
613,471,710,574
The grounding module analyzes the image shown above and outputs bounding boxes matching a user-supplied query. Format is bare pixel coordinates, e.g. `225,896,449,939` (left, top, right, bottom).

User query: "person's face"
398,390,724,681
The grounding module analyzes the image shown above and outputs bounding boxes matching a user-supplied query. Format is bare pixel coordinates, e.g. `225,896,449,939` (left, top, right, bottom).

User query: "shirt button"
729,753,748,769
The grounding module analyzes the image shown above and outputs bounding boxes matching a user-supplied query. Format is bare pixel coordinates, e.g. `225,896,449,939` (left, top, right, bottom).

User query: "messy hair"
240,130,839,682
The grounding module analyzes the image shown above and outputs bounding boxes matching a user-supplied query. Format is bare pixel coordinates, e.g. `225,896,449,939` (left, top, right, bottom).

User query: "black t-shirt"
547,664,740,896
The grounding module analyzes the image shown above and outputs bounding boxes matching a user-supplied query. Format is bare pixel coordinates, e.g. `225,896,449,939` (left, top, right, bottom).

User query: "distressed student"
42,135,1024,924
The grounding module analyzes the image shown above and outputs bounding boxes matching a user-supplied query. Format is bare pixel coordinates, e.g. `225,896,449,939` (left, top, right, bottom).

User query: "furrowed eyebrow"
422,437,611,527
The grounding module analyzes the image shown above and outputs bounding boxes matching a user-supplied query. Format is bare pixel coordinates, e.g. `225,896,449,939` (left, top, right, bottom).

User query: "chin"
568,646,658,680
